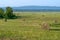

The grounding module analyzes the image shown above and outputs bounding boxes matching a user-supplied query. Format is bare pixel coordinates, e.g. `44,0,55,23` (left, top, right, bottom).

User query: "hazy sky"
0,0,60,7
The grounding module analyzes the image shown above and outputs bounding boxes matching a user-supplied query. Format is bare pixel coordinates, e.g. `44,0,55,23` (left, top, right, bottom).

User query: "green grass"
0,12,60,40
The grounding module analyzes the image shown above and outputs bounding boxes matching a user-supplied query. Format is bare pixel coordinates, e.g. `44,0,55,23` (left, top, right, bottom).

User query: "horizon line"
0,5,60,7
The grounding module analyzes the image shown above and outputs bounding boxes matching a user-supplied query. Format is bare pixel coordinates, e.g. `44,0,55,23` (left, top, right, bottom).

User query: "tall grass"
0,12,60,40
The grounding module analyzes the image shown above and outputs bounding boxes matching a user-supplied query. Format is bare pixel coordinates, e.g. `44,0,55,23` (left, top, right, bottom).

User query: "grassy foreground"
0,12,60,40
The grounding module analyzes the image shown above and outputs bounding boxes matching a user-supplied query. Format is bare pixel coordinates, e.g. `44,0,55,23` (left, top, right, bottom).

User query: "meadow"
0,12,60,40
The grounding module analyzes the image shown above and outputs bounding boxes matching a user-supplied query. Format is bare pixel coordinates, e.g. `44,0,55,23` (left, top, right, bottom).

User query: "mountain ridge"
12,6,60,12
1,6,60,12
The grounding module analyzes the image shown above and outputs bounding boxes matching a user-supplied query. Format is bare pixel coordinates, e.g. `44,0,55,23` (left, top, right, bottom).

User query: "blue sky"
0,0,60,7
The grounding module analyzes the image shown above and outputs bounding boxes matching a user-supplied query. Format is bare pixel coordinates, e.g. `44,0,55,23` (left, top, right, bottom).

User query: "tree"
4,7,16,22
5,7,14,19
5,13,7,22
0,8,4,18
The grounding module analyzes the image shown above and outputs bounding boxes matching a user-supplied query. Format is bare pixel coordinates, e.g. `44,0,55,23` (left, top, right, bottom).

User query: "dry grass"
0,12,60,40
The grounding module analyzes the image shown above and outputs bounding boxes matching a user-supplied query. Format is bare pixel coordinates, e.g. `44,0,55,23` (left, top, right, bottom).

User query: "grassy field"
0,12,60,40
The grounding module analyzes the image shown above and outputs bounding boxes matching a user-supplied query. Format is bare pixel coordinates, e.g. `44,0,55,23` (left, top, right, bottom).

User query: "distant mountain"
13,6,60,9
1,6,60,12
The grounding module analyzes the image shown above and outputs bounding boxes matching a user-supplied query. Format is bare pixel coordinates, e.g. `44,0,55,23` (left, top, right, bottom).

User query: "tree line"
0,7,16,22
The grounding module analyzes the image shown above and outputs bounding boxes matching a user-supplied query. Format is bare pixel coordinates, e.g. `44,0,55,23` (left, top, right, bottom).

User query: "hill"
1,6,60,12
13,6,60,12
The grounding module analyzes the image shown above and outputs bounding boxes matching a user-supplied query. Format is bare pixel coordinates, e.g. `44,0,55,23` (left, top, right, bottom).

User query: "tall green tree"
0,8,4,18
5,7,13,18
5,7,16,22
5,7,13,22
